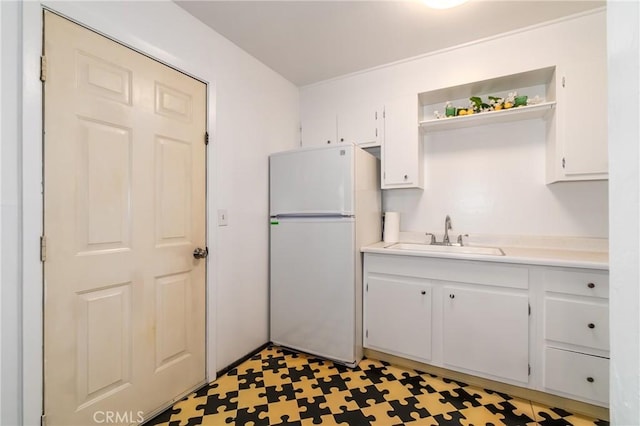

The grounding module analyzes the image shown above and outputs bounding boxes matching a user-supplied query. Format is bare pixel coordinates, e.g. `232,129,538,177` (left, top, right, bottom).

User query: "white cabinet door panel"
382,96,422,188
338,105,380,146
443,286,529,383
365,276,432,362
302,111,337,147
559,60,607,178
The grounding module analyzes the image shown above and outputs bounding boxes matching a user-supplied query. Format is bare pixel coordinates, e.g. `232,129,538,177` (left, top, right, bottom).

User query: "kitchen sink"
387,243,505,256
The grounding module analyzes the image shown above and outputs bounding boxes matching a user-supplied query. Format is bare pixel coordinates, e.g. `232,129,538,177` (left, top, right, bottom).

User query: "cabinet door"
337,105,381,146
365,276,432,362
443,286,529,383
556,54,607,180
382,96,423,189
301,111,337,147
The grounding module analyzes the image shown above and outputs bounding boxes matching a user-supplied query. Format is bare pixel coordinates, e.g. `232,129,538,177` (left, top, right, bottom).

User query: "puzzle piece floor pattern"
144,346,608,426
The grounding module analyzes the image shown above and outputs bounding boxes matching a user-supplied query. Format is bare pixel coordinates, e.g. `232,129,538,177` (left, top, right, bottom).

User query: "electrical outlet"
217,209,228,226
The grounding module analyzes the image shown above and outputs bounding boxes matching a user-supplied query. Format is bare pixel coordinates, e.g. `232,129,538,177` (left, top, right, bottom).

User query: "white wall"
1,2,23,425
608,0,640,423
2,1,299,424
301,10,608,239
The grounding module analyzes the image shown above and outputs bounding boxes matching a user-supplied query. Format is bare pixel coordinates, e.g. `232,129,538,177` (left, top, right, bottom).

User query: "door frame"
22,3,218,424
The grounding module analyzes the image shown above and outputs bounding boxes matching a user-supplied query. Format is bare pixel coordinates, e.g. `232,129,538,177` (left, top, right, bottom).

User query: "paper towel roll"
383,212,400,243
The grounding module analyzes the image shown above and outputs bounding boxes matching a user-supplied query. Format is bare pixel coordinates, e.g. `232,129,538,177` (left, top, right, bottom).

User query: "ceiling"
175,0,604,86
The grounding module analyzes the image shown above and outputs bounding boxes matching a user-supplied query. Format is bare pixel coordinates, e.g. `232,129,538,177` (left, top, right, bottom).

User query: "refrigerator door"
270,217,356,364
270,145,354,216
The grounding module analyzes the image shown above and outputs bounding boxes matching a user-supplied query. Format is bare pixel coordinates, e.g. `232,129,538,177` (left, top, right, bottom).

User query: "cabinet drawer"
544,269,609,298
545,297,609,351
544,347,608,406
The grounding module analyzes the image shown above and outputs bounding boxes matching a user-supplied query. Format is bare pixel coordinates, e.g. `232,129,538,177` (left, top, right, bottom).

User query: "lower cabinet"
542,268,610,406
363,253,610,408
442,286,529,383
365,276,432,362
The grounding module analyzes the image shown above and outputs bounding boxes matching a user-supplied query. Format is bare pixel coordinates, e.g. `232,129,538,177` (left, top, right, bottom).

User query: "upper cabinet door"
337,104,382,146
382,96,423,189
301,110,337,147
556,60,608,180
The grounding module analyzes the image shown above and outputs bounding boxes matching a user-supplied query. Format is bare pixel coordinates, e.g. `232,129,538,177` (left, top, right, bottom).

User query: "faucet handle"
457,234,469,246
425,232,436,245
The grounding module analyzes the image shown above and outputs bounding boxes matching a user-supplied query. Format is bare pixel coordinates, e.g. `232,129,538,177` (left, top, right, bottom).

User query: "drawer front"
365,254,528,289
545,297,609,351
544,269,609,298
544,347,609,406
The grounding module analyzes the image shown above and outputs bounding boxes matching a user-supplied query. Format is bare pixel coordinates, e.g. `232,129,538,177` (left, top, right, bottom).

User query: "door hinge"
40,235,47,262
40,56,47,82
375,111,378,120
375,128,378,137
528,364,531,376
366,283,368,292
562,157,566,169
562,76,566,88
528,304,531,316
366,330,368,338
204,132,209,145
41,414,47,426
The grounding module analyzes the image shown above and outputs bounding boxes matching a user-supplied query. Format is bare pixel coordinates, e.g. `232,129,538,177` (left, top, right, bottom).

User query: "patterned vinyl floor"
144,345,608,426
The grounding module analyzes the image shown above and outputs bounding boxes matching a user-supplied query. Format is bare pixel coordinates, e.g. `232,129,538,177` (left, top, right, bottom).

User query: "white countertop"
362,239,609,270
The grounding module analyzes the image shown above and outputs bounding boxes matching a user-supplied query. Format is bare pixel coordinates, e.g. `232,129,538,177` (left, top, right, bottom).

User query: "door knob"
193,247,208,259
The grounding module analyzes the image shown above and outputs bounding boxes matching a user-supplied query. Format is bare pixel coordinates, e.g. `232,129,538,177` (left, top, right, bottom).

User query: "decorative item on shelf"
488,96,504,111
503,92,517,109
445,101,456,117
470,96,490,113
514,95,528,107
432,92,542,121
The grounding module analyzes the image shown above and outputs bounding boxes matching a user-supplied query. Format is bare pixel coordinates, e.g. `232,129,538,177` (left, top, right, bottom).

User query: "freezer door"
270,218,356,364
270,145,354,216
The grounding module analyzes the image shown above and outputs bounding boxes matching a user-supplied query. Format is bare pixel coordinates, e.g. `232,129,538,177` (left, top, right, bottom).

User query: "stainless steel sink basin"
387,243,505,256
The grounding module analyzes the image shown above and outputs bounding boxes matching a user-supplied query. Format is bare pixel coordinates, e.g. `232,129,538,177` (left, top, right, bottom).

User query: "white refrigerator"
269,144,381,367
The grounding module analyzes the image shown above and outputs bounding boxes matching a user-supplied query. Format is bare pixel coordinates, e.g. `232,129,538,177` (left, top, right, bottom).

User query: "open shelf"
419,101,556,132
418,67,556,106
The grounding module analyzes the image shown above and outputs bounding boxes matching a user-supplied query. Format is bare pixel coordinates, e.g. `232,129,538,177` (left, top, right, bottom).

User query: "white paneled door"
43,12,207,426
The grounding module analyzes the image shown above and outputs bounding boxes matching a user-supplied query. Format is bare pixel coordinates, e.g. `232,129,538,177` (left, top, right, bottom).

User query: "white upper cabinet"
301,110,337,146
337,104,382,147
550,59,608,182
302,103,382,148
382,96,423,189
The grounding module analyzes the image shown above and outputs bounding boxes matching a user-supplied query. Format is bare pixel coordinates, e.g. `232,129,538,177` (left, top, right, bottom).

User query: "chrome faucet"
443,215,452,245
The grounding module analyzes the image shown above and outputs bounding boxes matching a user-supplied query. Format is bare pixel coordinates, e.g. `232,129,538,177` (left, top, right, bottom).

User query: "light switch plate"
217,209,228,226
